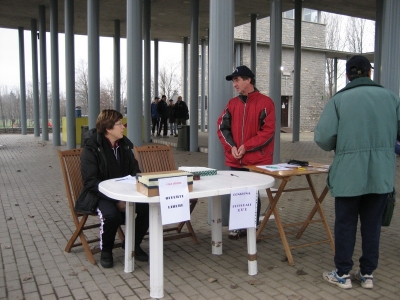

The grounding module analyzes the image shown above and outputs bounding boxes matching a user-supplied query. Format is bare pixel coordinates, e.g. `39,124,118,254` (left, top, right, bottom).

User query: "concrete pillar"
126,0,143,146
114,20,121,112
183,37,189,104
269,0,282,163
50,0,61,146
143,0,151,142
154,39,159,98
250,14,257,77
208,0,235,228
18,27,27,135
380,0,400,95
235,43,241,66
31,19,40,137
189,0,199,151
292,0,301,142
39,5,49,141
65,0,76,149
88,0,100,129
201,38,206,132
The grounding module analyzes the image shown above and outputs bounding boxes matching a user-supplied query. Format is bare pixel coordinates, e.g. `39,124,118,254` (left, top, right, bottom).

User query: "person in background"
76,109,150,268
151,96,160,137
217,65,276,240
315,55,400,289
174,96,189,127
157,95,169,137
168,99,177,136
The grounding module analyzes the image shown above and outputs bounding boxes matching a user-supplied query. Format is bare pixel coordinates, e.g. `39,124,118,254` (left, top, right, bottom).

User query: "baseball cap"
169,99,173,102
346,55,373,75
226,65,255,81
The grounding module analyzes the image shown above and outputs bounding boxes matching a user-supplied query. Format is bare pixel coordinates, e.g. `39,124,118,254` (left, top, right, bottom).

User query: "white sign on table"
158,176,190,225
229,187,258,230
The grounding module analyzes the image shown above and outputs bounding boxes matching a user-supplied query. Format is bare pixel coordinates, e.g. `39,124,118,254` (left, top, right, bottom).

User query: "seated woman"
76,109,149,268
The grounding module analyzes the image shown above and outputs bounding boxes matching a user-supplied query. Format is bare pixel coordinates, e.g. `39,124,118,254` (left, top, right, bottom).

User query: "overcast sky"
0,28,181,93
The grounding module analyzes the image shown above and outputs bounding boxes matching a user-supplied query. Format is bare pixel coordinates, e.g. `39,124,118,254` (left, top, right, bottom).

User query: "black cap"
169,99,173,102
226,65,255,81
346,55,373,75
155,96,160,99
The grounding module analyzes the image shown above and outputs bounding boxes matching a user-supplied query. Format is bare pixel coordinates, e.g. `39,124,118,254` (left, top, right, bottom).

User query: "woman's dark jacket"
75,129,140,214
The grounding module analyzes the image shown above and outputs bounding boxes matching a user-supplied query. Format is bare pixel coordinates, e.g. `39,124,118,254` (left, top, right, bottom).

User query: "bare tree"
346,18,366,53
158,62,181,100
75,59,89,114
322,13,346,100
100,80,114,110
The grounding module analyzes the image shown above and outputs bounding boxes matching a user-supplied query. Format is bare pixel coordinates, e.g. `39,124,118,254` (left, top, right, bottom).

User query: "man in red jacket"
217,65,275,239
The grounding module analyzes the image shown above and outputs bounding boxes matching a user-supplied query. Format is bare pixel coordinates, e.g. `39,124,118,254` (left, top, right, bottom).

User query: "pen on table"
230,174,239,177
115,178,127,181
266,166,278,169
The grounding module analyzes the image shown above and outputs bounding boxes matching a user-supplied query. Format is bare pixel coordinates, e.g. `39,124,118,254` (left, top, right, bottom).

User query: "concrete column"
269,0,282,163
39,5,49,141
183,37,189,104
65,0,76,149
374,0,383,84
201,38,206,132
250,14,257,77
114,20,121,112
154,39,159,98
208,0,234,229
189,0,199,151
126,0,143,146
333,57,338,94
18,27,27,135
88,0,100,129
381,0,400,94
292,0,301,142
31,19,40,137
235,43,241,66
50,0,61,146
143,0,151,142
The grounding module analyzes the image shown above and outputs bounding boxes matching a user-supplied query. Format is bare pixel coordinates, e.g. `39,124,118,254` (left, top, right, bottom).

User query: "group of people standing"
151,95,189,138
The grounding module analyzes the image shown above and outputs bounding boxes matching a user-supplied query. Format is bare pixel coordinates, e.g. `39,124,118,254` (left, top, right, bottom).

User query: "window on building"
303,8,319,23
283,8,319,23
283,9,294,19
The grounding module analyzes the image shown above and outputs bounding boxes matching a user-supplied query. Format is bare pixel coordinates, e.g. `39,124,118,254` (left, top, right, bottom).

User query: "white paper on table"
159,176,190,225
228,187,258,230
256,165,291,171
114,175,136,184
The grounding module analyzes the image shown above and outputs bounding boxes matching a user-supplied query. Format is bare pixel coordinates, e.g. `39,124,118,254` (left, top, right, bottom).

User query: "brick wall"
235,17,327,131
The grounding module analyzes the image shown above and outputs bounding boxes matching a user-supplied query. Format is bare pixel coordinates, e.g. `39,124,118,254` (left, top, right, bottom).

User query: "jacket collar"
336,77,383,95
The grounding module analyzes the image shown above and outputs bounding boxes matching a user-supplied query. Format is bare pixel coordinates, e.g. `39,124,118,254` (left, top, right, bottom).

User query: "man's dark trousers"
334,193,388,276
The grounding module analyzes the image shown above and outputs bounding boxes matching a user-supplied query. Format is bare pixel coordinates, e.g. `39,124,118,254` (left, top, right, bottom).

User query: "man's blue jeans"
334,193,388,276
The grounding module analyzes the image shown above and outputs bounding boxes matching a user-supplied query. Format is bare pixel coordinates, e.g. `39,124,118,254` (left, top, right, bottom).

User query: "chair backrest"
133,144,176,172
58,148,83,209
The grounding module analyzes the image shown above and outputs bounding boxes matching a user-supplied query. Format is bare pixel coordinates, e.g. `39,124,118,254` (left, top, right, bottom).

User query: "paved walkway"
0,132,399,299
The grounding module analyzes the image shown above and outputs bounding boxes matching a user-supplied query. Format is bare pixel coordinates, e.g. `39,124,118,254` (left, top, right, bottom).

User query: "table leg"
149,203,164,299
124,202,136,273
211,195,222,255
296,177,334,251
272,205,295,266
247,227,257,275
256,179,289,239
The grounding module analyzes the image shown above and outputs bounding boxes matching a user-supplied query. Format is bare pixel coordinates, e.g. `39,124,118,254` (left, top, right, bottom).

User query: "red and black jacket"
217,90,275,168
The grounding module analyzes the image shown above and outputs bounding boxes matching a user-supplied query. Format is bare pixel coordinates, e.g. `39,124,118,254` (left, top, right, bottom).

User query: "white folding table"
99,170,274,298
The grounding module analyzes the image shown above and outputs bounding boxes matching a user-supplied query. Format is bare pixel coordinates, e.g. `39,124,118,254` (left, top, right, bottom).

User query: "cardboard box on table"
136,170,193,197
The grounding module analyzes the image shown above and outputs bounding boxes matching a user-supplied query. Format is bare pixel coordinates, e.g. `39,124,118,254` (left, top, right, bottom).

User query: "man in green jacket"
315,55,400,290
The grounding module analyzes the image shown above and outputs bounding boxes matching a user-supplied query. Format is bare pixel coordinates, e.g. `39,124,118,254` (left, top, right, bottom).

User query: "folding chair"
58,148,124,264
133,144,198,243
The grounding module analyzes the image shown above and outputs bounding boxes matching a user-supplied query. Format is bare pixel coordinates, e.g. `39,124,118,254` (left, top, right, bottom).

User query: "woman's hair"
96,109,123,134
